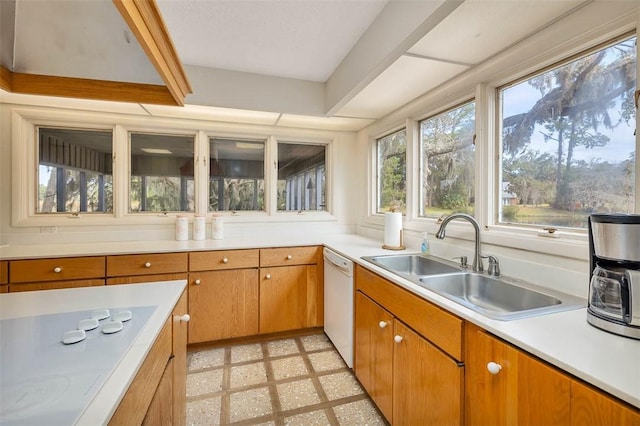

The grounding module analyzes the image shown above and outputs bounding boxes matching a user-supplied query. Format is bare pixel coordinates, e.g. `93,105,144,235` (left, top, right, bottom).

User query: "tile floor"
186,333,387,425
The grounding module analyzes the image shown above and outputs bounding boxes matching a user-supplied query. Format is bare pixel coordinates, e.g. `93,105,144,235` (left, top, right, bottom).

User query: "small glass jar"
212,215,224,240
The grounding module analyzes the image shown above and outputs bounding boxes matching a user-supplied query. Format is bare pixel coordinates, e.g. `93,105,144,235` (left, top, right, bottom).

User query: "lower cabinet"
465,323,640,426
188,269,259,343
354,269,464,425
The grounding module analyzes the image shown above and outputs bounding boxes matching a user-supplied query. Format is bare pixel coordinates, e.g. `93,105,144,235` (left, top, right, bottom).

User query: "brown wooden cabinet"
466,323,640,426
259,246,321,334
354,265,464,425
188,249,259,344
8,256,105,292
0,261,8,293
172,289,188,426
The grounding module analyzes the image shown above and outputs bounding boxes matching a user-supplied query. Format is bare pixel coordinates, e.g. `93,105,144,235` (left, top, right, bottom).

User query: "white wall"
0,98,360,246
354,2,640,298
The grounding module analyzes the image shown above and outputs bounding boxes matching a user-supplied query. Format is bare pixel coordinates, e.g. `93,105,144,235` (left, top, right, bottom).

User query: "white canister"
175,215,189,241
193,215,206,240
212,215,224,240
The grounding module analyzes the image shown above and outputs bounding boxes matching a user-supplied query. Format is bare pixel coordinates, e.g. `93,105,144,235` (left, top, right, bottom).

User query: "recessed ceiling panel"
142,103,280,126
408,0,586,65
337,55,469,119
13,0,162,84
156,0,388,82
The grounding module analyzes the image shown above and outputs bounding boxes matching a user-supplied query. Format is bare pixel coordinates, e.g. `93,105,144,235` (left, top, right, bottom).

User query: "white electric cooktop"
0,305,157,426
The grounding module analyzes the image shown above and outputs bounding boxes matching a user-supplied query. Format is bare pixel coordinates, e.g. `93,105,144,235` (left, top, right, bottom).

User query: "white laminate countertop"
0,280,187,425
1,234,639,409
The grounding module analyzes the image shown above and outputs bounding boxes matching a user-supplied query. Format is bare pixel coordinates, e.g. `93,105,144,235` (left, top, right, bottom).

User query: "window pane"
420,102,475,218
277,143,326,211
37,127,113,214
209,138,265,211
377,129,406,213
500,37,636,229
130,133,194,212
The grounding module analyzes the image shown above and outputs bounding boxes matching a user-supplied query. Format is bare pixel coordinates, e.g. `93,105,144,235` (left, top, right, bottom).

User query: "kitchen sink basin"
362,254,461,277
418,273,585,320
361,254,585,320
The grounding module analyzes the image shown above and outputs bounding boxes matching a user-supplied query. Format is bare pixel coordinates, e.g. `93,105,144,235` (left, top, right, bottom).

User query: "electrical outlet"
40,226,57,233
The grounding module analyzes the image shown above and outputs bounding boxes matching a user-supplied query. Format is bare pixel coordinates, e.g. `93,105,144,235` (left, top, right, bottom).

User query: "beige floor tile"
229,387,273,423
271,356,308,380
284,409,330,426
231,343,264,363
186,396,221,425
333,399,386,425
187,348,225,372
300,334,333,351
277,378,321,411
230,362,268,388
308,350,346,373
267,338,299,357
187,369,224,397
318,372,364,400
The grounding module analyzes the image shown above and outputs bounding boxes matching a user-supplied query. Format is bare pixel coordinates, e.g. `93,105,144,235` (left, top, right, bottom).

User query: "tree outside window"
500,36,636,228
377,129,407,213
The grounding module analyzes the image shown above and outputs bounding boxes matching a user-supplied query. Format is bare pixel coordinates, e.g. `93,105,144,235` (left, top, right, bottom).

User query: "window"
209,138,265,211
377,129,407,213
277,142,326,211
37,127,113,214
500,36,636,229
419,101,475,218
130,133,195,212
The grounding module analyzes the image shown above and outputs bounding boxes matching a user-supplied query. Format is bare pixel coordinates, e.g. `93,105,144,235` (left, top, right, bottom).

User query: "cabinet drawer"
190,249,259,271
9,257,105,283
356,265,464,361
107,253,188,277
0,261,8,284
260,246,319,267
10,279,105,292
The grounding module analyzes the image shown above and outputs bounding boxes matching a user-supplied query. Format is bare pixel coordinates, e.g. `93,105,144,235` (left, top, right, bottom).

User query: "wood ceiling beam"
113,0,192,106
1,66,177,105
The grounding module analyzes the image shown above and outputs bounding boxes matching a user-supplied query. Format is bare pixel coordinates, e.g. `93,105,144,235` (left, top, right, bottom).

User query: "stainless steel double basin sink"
361,254,585,320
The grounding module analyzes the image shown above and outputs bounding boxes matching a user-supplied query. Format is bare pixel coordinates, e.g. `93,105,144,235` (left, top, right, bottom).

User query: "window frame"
374,126,408,215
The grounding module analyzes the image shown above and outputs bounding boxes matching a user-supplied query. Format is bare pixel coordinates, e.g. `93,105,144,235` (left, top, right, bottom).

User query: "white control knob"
379,321,388,329
265,274,272,279
487,362,502,375
144,262,151,268
222,258,229,264
394,335,403,343
53,267,62,273
286,255,292,260
194,279,201,285
175,314,190,323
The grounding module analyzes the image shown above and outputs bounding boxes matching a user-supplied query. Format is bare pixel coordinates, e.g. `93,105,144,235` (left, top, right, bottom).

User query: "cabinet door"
142,358,174,426
393,320,463,426
354,291,394,421
259,265,316,333
571,380,640,426
189,269,258,343
172,289,188,426
465,324,570,426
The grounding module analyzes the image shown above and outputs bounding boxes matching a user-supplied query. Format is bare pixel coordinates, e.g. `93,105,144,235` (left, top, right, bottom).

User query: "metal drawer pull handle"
487,362,502,375
222,258,229,264
394,335,403,343
379,321,388,328
265,274,271,279
53,267,62,273
194,279,201,285
144,262,151,268
286,255,292,260
175,314,190,323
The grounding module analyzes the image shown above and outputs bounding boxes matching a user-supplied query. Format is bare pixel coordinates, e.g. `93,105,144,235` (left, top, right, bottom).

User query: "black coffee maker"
587,214,640,339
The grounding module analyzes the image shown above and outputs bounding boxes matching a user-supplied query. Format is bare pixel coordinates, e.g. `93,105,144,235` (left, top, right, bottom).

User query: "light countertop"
1,234,638,409
0,280,187,425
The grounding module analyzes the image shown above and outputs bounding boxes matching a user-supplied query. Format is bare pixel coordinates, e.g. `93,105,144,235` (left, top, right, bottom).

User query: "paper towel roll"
384,212,403,248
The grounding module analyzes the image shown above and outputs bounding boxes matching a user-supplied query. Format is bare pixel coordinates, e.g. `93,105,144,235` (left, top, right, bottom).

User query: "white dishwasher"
323,248,354,368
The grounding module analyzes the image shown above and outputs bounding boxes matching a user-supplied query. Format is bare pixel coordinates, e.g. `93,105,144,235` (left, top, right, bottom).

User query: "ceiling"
0,0,598,130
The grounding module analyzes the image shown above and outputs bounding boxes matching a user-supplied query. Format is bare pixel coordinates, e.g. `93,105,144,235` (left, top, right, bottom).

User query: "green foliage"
502,205,519,220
